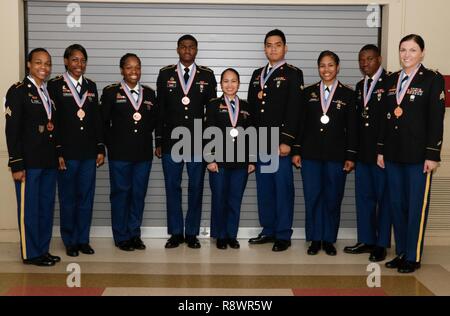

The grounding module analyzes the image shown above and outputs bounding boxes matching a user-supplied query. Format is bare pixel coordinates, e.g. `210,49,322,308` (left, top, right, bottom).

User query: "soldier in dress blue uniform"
48,44,105,257
204,68,256,250
343,45,391,262
378,35,445,273
101,54,158,251
292,51,357,256
155,35,217,249
248,29,303,252
247,29,304,252
5,48,60,266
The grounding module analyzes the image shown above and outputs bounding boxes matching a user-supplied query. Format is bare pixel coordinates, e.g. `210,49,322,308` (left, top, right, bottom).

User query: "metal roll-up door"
26,1,380,238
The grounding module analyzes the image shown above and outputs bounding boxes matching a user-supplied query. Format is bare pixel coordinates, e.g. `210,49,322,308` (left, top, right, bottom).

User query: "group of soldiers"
4,30,445,274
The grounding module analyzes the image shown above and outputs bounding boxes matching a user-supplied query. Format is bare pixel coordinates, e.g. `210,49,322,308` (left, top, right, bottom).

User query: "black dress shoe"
79,243,95,254
130,237,146,250
186,235,201,249
23,256,55,267
117,240,135,251
398,261,421,273
323,242,337,256
45,253,61,263
165,234,184,249
227,238,240,249
248,234,275,245
343,243,374,254
369,246,387,262
272,240,291,252
66,245,79,257
216,239,228,250
385,255,405,269
307,241,321,255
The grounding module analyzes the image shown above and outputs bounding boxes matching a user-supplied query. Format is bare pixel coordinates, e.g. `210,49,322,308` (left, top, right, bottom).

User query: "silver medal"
320,114,330,124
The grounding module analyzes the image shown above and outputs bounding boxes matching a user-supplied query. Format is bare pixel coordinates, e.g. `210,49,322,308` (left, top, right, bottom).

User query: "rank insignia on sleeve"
5,106,12,117
440,91,445,100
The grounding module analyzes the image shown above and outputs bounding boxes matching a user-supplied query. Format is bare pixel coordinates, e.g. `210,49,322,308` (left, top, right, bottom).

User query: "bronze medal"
133,112,142,121
394,106,403,118
257,91,263,100
77,109,85,120
46,121,54,131
182,96,190,105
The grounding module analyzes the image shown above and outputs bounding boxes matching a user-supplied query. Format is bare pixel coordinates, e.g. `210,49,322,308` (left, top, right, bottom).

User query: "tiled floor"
0,238,449,296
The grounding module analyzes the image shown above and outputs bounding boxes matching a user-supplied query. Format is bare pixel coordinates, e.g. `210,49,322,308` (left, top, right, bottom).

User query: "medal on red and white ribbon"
121,81,143,121
394,64,421,118
224,96,240,138
46,121,54,131
177,62,196,106
320,80,338,125
363,66,383,107
63,72,88,121
28,76,53,128
259,60,286,99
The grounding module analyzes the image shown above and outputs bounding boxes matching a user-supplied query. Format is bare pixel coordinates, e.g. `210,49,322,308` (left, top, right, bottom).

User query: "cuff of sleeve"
9,159,25,173
97,143,106,156
155,136,162,148
291,145,301,156
56,145,64,159
346,150,357,162
426,148,441,162
280,132,295,147
377,143,384,155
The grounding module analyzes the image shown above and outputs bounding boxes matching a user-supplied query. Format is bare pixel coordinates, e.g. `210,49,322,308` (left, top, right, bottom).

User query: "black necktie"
130,89,138,101
184,67,190,83
325,87,330,101
400,75,409,92
366,78,373,95
267,67,273,76
40,88,48,102
230,100,236,113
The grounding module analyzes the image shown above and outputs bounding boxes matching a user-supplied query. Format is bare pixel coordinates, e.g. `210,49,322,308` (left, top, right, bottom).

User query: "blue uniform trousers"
14,169,57,260
109,160,152,244
255,156,294,241
301,160,347,243
209,167,248,239
58,159,96,247
162,154,205,236
385,162,432,263
355,162,391,247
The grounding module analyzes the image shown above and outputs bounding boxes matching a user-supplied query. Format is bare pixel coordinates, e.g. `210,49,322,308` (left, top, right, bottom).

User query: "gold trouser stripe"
416,172,431,262
20,180,27,260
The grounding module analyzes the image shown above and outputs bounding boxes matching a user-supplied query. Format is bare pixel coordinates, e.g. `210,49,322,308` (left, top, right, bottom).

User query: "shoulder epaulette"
431,69,441,75
197,65,214,73
142,84,155,91
340,83,355,91
84,76,94,83
209,97,221,103
286,64,300,71
50,75,63,82
161,64,176,71
14,81,24,89
304,82,319,89
104,83,119,90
